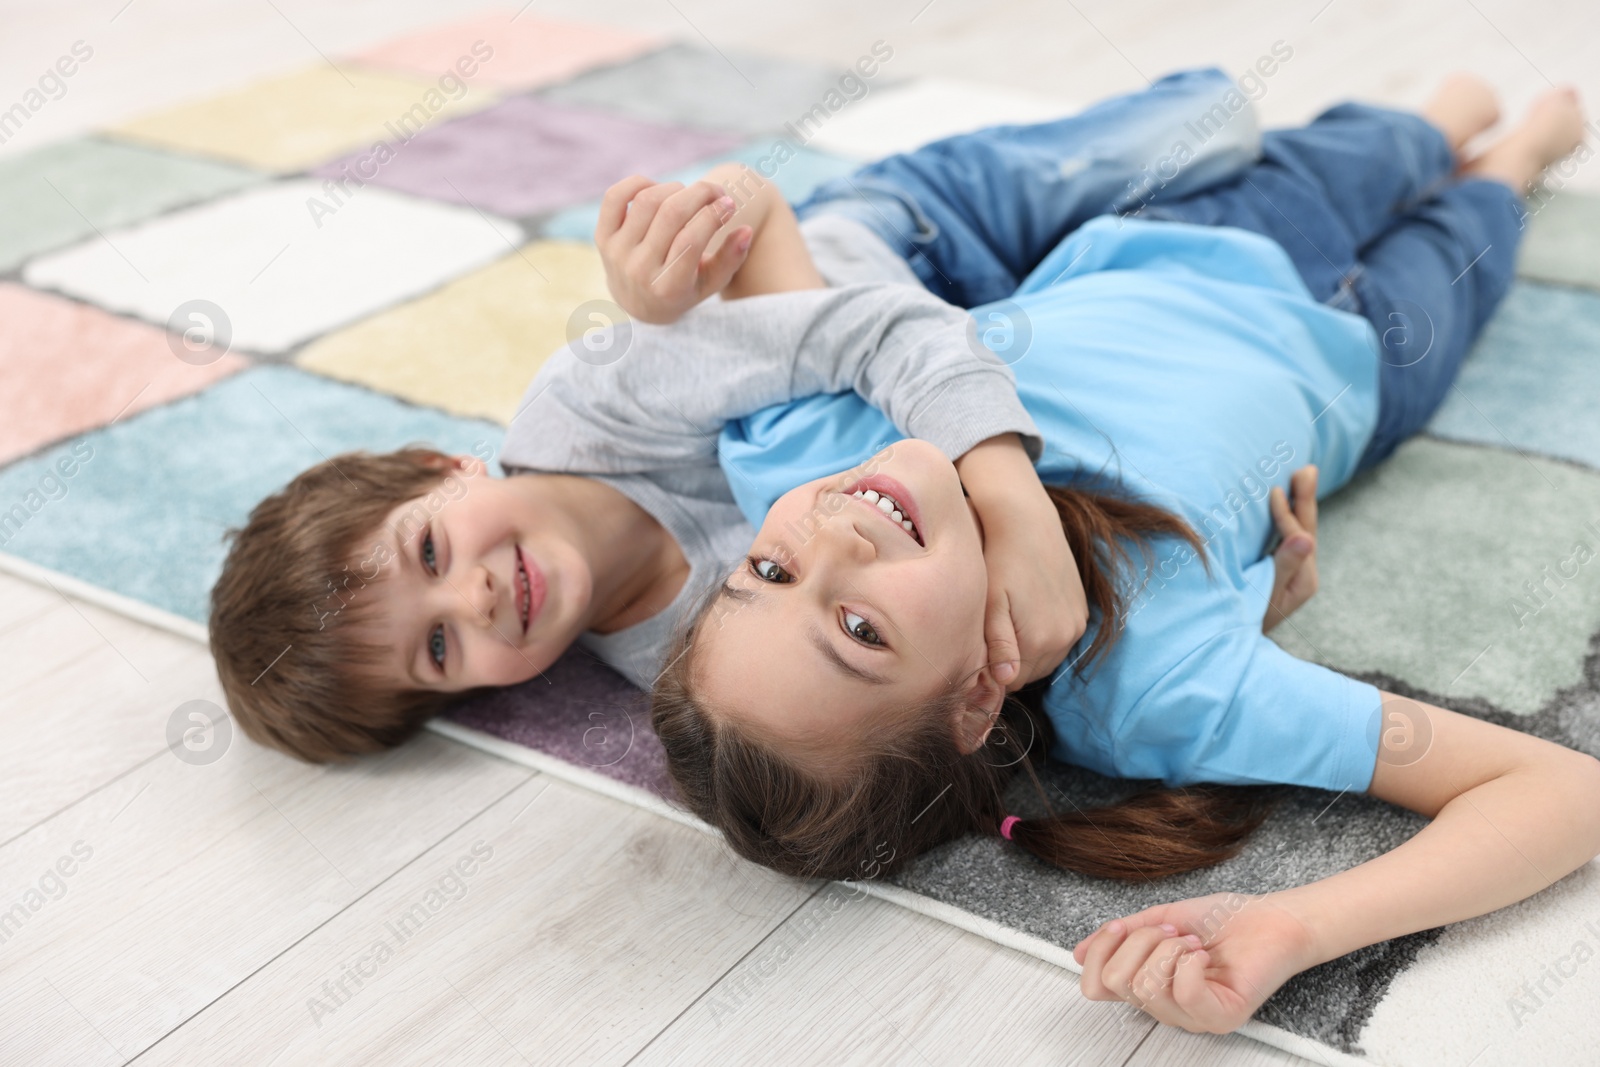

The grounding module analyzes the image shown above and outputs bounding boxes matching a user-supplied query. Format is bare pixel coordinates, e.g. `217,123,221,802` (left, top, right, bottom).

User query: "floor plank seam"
1,746,168,852
621,881,831,1066
125,767,537,1064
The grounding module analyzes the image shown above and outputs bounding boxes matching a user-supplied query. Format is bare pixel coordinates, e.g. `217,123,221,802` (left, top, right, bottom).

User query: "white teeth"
850,487,920,542
516,555,530,627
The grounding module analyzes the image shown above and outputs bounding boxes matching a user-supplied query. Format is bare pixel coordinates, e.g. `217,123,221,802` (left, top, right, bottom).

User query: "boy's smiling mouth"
515,544,545,635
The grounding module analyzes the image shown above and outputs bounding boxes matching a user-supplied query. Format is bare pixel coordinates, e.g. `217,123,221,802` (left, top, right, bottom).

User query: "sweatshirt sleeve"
498,283,1042,477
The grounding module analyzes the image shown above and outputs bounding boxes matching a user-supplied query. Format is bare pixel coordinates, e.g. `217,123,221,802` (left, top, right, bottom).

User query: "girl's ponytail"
653,478,1279,885
995,480,1277,882
997,784,1277,882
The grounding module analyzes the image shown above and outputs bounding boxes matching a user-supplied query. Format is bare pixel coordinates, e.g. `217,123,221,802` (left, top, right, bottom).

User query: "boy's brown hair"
208,445,495,763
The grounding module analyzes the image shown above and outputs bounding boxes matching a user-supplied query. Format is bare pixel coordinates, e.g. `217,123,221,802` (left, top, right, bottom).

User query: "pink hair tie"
1000,815,1021,841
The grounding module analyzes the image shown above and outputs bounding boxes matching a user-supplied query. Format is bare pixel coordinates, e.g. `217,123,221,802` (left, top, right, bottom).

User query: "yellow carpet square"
108,65,500,173
295,240,612,424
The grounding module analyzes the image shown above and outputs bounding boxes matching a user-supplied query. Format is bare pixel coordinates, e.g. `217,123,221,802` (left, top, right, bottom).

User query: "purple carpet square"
441,649,673,798
313,96,743,219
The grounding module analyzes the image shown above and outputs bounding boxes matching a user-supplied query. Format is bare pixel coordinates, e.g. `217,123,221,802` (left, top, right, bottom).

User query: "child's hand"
956,435,1089,689
1264,465,1319,633
981,500,1089,690
595,176,755,325
1071,892,1319,1035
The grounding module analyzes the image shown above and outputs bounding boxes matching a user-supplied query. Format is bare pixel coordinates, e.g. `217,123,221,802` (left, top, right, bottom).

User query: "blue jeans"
793,67,1264,309
799,89,1525,473
1139,103,1524,469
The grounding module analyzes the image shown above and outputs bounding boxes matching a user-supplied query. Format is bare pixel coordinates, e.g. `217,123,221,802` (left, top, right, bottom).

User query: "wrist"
1260,884,1343,970
960,442,1061,541
711,163,777,236
955,434,1037,499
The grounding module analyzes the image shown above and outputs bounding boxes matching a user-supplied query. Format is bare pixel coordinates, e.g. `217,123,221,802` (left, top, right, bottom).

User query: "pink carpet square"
350,11,662,91
0,285,247,465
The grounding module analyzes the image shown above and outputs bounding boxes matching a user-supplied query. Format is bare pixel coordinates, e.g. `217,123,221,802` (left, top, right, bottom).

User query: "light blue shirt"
718,216,1387,793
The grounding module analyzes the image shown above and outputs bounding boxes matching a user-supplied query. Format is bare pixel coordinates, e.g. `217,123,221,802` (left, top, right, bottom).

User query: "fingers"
1170,943,1224,1030
1149,941,1212,1031
613,180,684,249
1087,925,1211,1032
1268,484,1296,537
642,181,734,264
1098,926,1186,1005
1292,465,1318,536
1080,915,1167,994
1097,925,1172,997
1269,485,1312,556
595,175,656,245
984,591,1021,688
1078,919,1130,997
694,225,754,301
1074,902,1173,964
655,193,739,294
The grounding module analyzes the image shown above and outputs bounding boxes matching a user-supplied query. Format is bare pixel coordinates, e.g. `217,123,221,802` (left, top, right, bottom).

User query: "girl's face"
695,440,999,763
362,455,593,692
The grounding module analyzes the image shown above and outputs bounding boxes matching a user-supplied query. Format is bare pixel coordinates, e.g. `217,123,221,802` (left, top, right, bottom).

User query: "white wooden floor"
6,1,1596,1063
0,569,1309,1065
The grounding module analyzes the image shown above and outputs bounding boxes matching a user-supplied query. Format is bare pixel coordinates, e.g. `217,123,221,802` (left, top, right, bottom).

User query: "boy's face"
360,455,593,692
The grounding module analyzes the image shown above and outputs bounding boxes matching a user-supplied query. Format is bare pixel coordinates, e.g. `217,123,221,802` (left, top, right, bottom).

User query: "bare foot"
1462,87,1587,192
1421,72,1502,158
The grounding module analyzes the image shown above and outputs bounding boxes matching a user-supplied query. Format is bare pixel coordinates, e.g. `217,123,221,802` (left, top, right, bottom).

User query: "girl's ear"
952,667,1007,755
453,453,488,477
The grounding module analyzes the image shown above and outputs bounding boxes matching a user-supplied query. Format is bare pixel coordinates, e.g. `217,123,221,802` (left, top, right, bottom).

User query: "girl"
209,69,1264,760
599,78,1600,1034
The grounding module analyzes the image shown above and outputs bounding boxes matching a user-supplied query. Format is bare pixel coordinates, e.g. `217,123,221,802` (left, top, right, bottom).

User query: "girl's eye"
429,625,446,671
843,611,883,647
749,556,791,583
422,529,437,574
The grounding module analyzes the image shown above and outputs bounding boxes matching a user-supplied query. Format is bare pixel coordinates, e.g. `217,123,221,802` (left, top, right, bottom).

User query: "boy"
209,70,1295,761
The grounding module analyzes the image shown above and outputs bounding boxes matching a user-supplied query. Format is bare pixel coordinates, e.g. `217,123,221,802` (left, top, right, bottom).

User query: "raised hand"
595,176,754,324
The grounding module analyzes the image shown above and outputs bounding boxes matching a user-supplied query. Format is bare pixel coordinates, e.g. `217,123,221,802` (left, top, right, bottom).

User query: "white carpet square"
23,181,522,356
805,78,1080,160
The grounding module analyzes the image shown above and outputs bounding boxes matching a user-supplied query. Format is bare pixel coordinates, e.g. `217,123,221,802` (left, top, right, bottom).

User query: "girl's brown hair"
652,480,1278,882
208,445,498,763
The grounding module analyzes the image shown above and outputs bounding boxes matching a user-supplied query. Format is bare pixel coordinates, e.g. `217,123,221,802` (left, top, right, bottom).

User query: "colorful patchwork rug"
4,11,1600,1066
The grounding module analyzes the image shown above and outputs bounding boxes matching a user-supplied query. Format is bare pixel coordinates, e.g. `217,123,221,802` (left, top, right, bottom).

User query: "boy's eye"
423,529,445,674
749,556,791,583
843,611,883,647
429,624,446,671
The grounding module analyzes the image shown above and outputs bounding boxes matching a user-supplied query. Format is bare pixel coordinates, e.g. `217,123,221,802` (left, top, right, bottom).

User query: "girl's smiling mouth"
842,474,924,545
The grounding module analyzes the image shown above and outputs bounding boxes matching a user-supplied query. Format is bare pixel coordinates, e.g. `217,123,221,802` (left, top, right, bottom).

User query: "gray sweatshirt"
498,216,1042,689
